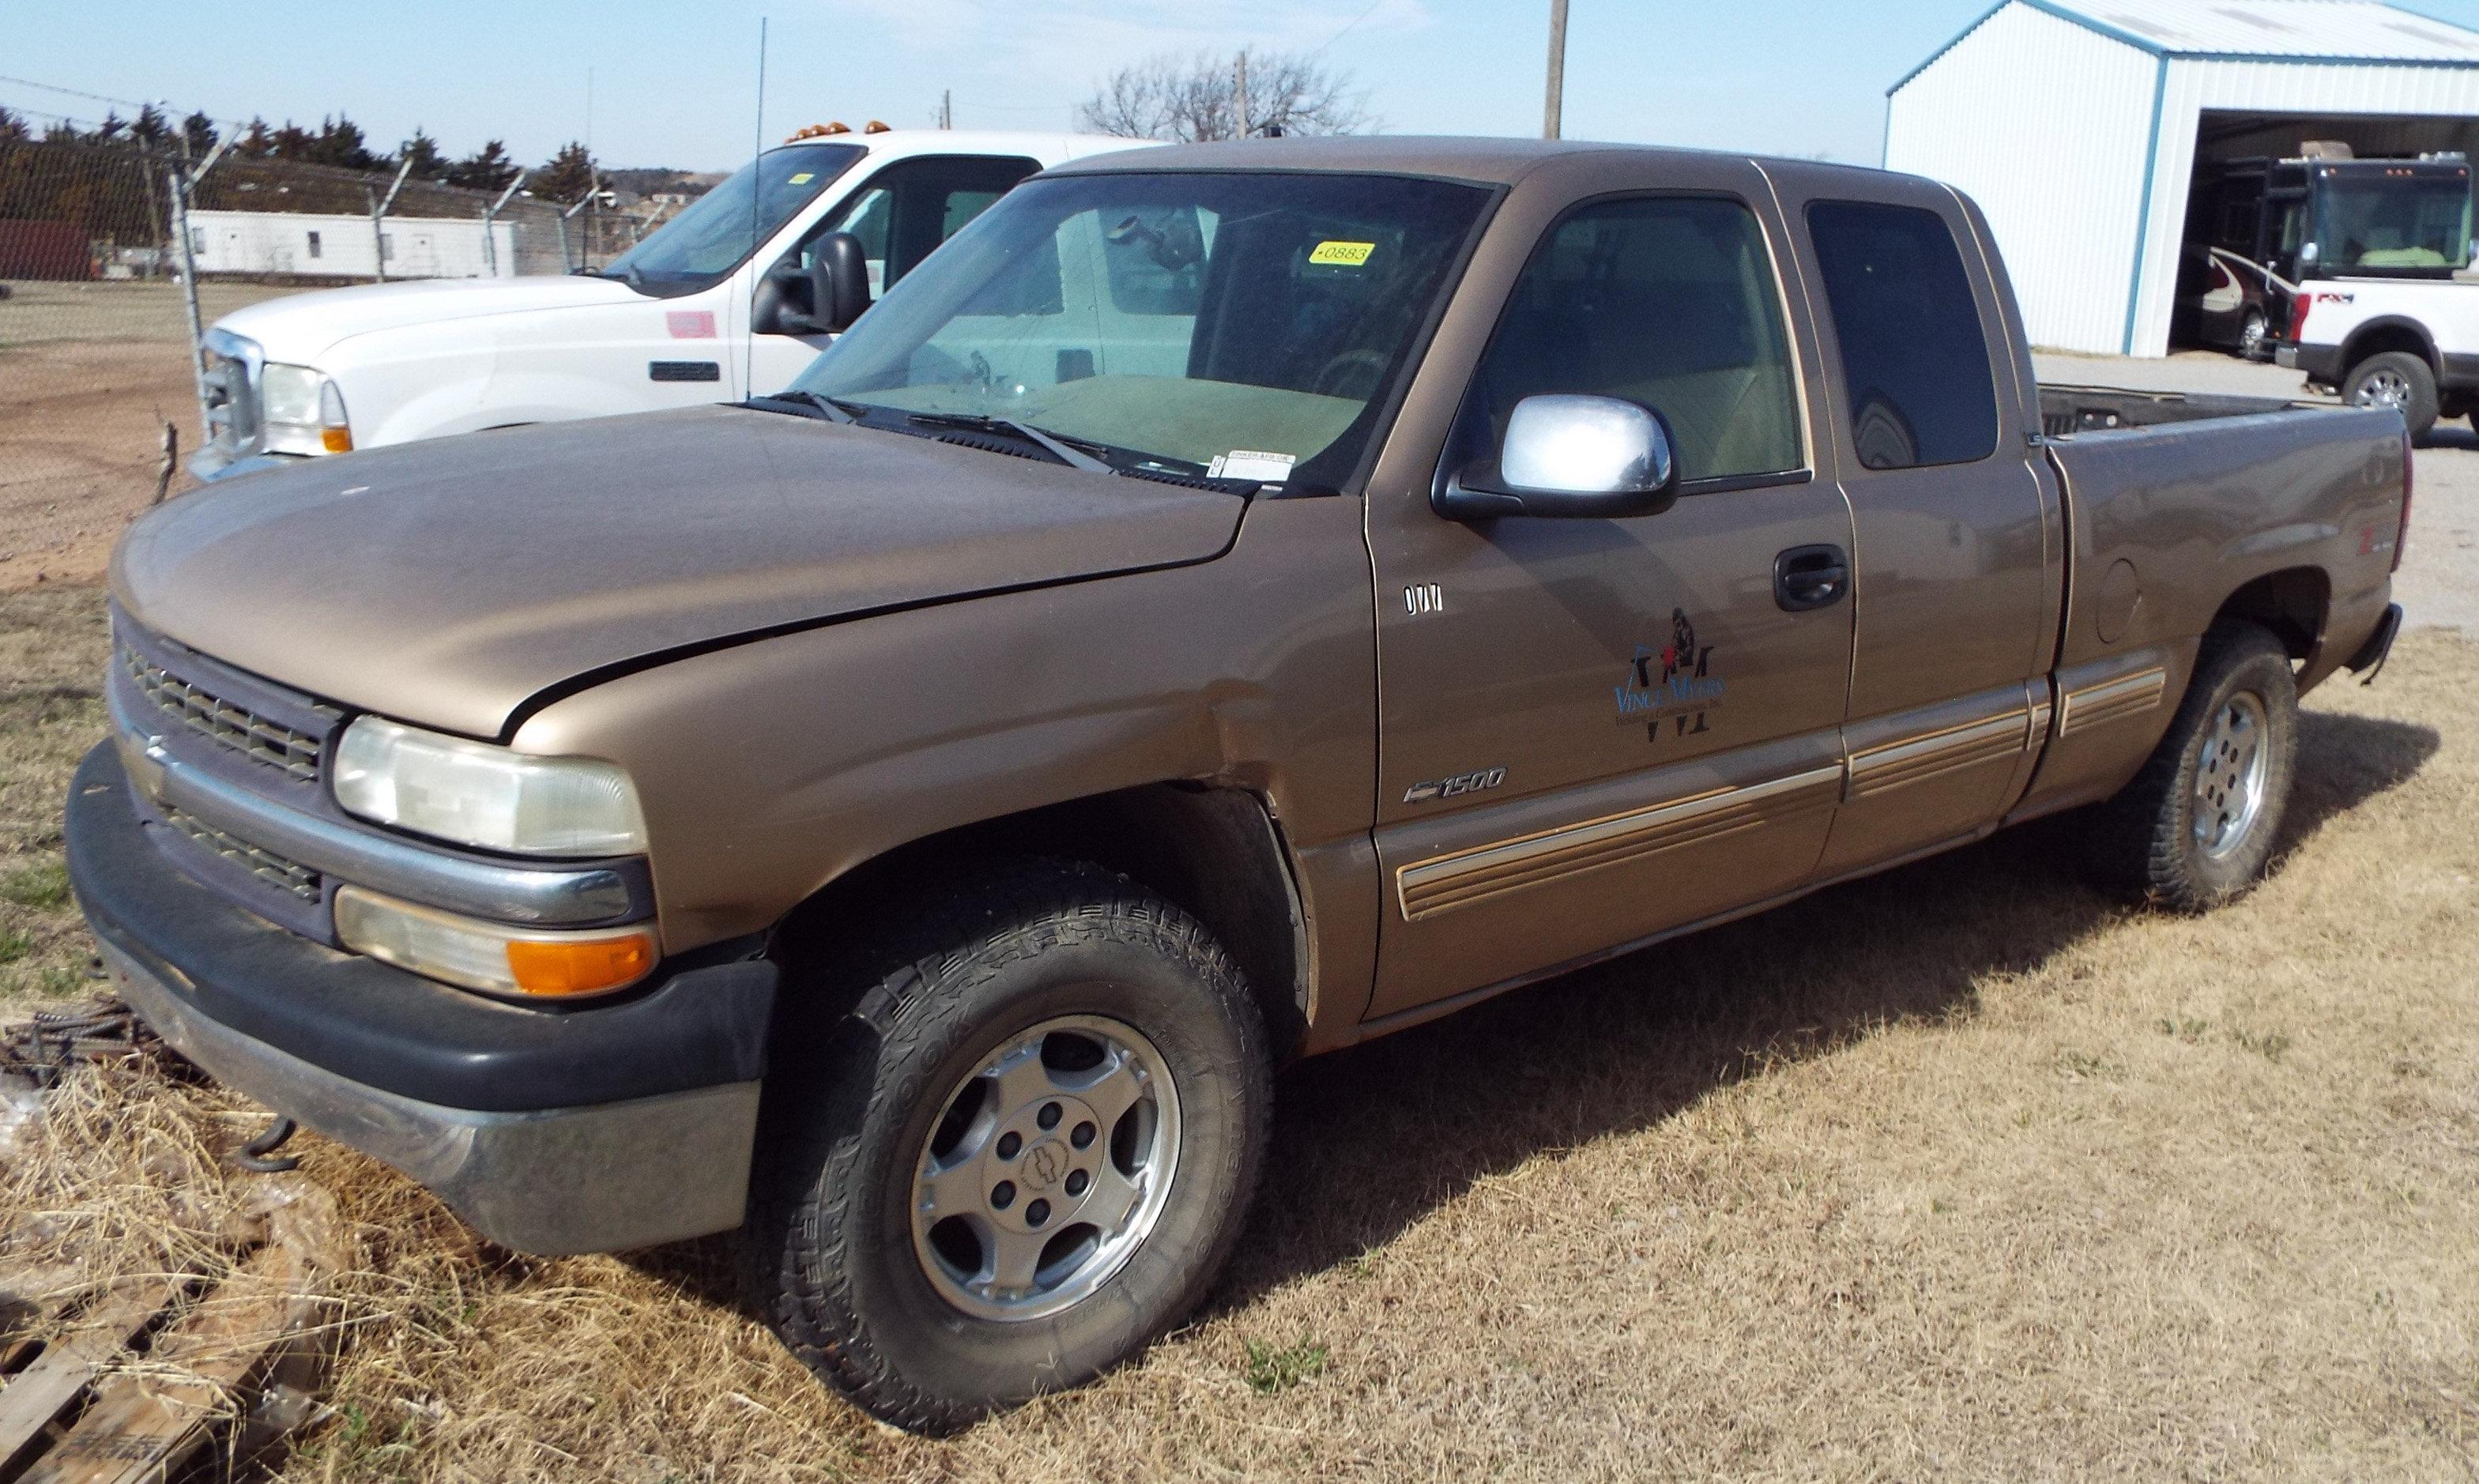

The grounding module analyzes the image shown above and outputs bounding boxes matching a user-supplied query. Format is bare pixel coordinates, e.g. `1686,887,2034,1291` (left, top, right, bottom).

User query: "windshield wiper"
904,411,1117,475
744,389,865,424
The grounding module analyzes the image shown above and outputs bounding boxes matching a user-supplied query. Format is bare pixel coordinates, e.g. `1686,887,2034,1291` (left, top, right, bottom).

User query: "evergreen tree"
534,140,597,204
445,138,520,191
181,111,218,157
397,126,448,179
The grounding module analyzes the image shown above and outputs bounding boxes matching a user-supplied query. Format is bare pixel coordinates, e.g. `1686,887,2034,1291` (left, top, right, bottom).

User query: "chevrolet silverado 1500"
70,137,2408,1432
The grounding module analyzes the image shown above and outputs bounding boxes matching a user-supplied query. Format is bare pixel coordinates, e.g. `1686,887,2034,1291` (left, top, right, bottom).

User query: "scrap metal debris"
0,999,345,1482
0,996,160,1091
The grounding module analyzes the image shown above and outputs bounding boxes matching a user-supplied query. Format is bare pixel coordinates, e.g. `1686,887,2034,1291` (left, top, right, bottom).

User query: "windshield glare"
793,171,1494,485
2319,176,2473,270
602,143,865,294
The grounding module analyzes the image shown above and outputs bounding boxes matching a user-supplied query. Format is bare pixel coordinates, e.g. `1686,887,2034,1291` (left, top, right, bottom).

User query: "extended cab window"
1466,195,1801,483
1806,201,1999,470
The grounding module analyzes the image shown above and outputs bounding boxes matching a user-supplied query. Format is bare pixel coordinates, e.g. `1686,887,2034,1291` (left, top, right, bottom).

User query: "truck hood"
213,274,646,360
113,406,1247,739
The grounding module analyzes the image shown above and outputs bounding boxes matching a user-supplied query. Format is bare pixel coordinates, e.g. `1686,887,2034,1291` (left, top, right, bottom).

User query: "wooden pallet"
0,1178,345,1484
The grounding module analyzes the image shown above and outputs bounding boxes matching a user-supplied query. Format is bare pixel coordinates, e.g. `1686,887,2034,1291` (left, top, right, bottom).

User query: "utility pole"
1543,0,1569,140
940,89,952,129
1234,50,1249,139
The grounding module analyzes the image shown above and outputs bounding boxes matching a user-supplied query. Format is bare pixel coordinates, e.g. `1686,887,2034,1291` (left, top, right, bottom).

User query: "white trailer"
186,210,517,281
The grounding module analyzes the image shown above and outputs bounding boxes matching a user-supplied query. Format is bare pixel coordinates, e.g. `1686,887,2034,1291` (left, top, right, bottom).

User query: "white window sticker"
1207,450,1297,482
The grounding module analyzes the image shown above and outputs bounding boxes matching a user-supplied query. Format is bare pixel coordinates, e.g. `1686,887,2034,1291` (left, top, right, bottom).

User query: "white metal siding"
2123,58,2479,354
1888,2,2161,353
187,211,517,281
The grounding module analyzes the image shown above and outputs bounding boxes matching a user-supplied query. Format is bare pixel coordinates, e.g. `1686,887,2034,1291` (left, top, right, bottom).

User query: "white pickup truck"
190,129,1149,480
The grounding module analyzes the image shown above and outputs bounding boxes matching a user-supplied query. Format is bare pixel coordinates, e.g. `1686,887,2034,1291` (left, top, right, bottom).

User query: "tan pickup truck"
69,137,2407,1431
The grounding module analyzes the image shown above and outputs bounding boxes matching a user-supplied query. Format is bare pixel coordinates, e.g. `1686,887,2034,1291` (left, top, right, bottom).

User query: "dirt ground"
0,281,296,591
3,573,2474,1479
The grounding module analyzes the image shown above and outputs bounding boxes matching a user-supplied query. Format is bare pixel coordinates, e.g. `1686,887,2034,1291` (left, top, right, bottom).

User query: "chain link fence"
0,128,664,587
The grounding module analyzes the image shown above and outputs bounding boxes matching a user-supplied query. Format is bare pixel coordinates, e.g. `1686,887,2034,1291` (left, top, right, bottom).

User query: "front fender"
507,495,1379,955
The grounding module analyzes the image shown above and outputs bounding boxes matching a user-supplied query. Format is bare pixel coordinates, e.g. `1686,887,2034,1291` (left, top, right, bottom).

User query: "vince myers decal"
1615,608,1724,743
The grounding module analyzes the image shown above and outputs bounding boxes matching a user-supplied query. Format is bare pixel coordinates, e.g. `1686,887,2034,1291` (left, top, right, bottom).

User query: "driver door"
748,154,1042,394
1364,164,1857,1021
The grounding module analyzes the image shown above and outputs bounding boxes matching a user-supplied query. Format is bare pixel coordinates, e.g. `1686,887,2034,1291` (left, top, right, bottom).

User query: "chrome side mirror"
1434,394,1680,520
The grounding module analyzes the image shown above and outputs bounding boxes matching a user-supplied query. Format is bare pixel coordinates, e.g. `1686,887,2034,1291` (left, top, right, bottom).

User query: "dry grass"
5,579,2476,1480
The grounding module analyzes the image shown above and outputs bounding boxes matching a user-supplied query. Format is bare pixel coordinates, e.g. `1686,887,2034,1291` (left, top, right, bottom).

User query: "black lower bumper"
65,743,780,1252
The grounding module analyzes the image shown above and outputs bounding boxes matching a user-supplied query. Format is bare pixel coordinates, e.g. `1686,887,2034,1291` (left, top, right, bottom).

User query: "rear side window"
1806,201,1999,470
1466,195,1802,482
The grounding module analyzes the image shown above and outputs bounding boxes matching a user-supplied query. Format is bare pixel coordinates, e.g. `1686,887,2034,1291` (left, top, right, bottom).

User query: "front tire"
743,860,1271,1434
2238,308,2268,361
2085,623,2299,912
2344,350,2439,442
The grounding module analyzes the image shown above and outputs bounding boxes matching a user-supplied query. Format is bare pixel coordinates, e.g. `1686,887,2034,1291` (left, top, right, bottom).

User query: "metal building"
186,210,518,281
1886,0,2479,356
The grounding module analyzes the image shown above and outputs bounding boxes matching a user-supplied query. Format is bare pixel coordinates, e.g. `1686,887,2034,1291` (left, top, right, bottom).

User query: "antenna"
747,17,768,397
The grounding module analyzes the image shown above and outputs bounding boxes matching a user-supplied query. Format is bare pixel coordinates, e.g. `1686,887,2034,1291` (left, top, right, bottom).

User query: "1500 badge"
1403,767,1505,804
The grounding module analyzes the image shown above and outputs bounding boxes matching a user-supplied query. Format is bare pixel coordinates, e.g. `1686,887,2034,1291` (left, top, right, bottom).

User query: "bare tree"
1078,48,1374,142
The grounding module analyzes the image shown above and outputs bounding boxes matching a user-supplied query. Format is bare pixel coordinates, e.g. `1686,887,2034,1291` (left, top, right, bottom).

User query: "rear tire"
742,859,1271,1434
2343,350,2439,443
2238,309,2268,361
2084,623,2298,912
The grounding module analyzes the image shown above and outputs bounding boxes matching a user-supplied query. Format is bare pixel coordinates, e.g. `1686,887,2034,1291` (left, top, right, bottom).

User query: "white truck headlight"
333,717,648,857
258,363,352,454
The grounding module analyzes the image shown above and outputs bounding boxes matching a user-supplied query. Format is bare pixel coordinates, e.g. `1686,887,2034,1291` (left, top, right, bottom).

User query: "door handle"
1774,544,1850,612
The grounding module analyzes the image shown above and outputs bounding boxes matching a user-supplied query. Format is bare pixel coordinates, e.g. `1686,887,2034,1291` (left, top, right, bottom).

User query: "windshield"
2317,175,2473,271
601,143,865,296
792,171,1494,487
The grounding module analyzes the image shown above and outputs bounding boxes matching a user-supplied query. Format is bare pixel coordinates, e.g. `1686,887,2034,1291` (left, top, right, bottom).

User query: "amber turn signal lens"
321,427,353,453
506,933,657,996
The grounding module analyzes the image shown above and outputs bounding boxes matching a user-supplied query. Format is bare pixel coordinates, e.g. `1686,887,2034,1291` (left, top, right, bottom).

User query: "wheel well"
2213,567,2327,661
771,783,1310,1055
2344,322,2439,377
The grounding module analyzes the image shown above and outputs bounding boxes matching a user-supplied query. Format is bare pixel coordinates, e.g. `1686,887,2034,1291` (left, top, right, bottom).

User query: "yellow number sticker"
1309,240,1376,266
788,172,815,184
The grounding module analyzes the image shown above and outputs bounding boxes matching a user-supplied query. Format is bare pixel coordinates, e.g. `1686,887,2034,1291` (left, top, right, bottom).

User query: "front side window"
1807,200,1999,471
1462,195,1803,484
808,155,1042,297
795,171,1493,487
599,142,864,296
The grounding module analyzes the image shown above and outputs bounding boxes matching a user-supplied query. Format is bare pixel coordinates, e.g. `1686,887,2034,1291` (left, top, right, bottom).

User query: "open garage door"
2165,109,2479,357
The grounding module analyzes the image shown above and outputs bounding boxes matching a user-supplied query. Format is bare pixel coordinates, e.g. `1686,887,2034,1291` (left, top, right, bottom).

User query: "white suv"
191,130,1150,479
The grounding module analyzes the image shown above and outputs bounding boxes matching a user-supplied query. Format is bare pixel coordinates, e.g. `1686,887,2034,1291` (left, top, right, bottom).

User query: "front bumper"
66,743,778,1254
186,447,305,484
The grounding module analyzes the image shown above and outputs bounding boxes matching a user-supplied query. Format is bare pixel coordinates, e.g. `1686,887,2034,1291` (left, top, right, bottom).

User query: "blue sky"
12,0,2479,171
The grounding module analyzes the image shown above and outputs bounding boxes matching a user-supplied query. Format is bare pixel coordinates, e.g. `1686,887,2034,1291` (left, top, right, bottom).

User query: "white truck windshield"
601,142,866,296
793,171,1494,487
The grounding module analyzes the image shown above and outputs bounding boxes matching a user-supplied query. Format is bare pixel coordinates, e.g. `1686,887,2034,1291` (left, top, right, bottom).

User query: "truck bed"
2036,382,2305,437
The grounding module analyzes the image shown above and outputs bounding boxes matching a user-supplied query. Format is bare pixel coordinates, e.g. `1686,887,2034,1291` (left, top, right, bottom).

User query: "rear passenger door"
1364,160,1857,1022
1761,168,2060,878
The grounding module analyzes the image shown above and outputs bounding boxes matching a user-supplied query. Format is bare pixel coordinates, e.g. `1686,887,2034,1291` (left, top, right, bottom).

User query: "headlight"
258,363,352,454
333,717,648,857
335,886,657,998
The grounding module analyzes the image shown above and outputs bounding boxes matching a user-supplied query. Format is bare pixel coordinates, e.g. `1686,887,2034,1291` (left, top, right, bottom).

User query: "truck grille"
162,806,323,902
199,333,261,457
124,649,324,782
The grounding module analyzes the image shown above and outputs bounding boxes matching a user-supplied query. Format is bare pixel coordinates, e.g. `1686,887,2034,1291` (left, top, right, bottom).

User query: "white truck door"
745,153,1046,394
